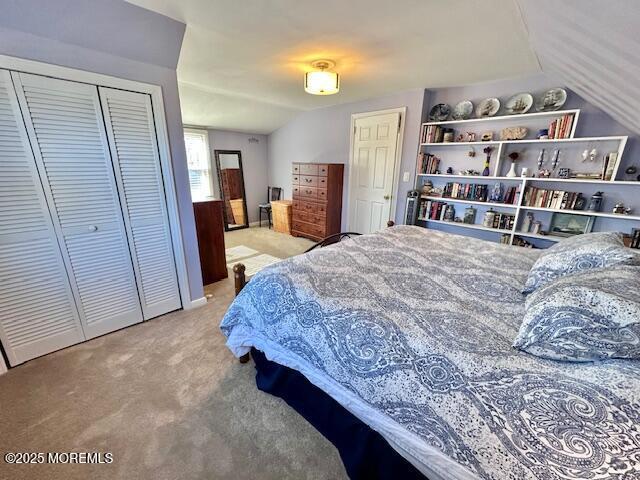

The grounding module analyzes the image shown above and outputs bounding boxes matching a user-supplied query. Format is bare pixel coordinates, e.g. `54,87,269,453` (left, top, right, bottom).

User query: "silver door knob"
383,194,390,200
88,225,98,232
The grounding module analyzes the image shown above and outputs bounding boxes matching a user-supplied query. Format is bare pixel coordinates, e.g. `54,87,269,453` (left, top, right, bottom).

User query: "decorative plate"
452,100,473,120
476,98,500,118
429,103,451,121
535,88,567,111
505,93,533,115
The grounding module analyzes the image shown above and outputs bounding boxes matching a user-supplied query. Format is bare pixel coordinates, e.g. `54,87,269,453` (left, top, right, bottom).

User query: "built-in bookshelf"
411,107,640,248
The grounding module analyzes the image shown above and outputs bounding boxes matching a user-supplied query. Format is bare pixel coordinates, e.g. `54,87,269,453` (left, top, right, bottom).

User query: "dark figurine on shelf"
489,182,503,202
482,146,493,176
446,166,454,174
587,192,604,212
573,193,586,210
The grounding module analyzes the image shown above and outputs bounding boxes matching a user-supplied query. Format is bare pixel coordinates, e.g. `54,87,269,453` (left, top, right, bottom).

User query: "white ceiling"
127,0,540,134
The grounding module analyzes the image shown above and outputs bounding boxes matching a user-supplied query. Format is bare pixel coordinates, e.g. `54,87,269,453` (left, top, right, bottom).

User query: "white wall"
207,130,269,223
267,89,426,227
0,0,206,302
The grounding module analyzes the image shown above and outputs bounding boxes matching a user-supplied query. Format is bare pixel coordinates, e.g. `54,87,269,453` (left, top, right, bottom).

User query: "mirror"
214,150,249,231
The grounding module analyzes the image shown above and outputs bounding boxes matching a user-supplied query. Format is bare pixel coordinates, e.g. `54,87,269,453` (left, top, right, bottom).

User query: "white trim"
0,53,193,310
185,296,208,310
422,109,581,127
0,355,7,375
346,107,407,230
184,127,215,200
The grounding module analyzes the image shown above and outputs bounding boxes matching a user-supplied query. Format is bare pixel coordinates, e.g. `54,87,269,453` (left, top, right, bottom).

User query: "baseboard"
248,221,261,227
184,296,208,310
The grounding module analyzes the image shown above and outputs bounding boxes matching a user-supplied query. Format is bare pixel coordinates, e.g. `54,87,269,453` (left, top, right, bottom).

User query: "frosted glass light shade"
304,70,339,95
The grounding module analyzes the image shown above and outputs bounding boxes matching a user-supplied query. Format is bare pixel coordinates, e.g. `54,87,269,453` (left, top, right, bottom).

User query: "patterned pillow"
522,232,638,294
514,265,640,361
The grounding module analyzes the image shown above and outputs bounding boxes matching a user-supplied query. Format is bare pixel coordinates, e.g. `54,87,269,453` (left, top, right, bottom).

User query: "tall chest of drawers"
292,163,344,241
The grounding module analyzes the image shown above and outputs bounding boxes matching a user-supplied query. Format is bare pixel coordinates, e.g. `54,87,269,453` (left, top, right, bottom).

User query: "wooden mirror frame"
214,149,249,232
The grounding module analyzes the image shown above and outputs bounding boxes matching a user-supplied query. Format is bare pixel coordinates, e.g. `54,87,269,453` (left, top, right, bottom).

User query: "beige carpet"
0,228,346,480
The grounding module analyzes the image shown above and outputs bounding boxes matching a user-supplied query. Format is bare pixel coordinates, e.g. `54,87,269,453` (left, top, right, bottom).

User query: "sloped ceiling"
0,0,185,69
126,0,540,133
517,0,640,135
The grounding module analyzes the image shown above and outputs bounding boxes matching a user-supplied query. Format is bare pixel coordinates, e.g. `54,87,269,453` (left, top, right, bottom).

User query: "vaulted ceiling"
125,0,540,133
126,0,638,136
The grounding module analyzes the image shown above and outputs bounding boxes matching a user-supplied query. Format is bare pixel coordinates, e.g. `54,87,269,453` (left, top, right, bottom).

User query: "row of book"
523,187,583,210
442,182,489,201
489,212,516,230
418,200,448,221
439,183,519,205
548,114,574,140
420,125,447,144
416,152,440,174
506,235,535,248
629,229,640,249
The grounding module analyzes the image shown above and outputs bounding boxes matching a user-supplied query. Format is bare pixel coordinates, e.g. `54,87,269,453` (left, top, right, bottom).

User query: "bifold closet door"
0,70,84,365
11,72,143,340
99,88,181,318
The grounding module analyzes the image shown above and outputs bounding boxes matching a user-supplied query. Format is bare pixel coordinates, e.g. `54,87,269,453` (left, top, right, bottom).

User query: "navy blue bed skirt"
251,348,427,480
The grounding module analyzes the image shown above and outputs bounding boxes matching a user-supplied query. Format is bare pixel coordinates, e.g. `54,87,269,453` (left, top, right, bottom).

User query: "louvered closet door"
99,88,181,319
11,72,143,339
0,70,85,365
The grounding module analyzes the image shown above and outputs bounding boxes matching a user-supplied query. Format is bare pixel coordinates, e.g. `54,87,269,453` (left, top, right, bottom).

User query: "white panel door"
0,69,85,365
348,112,401,233
98,87,181,319
12,72,143,339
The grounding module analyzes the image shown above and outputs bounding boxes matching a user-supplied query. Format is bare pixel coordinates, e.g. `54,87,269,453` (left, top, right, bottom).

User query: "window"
184,129,213,201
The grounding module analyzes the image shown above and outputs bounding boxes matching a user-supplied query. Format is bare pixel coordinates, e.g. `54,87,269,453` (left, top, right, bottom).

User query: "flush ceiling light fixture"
304,60,340,95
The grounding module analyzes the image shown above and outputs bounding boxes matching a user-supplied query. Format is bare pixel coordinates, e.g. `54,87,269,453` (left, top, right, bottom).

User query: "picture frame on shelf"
549,213,594,237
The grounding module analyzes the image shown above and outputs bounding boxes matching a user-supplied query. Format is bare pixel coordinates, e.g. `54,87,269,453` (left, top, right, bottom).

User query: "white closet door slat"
12,72,143,339
0,69,84,366
99,87,181,319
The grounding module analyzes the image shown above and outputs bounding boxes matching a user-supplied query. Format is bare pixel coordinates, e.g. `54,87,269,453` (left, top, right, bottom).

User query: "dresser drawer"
299,175,318,187
317,176,328,188
295,186,318,199
292,163,300,174
295,211,326,226
317,188,328,202
292,174,300,185
293,199,327,216
292,220,325,239
318,164,329,176
299,164,319,176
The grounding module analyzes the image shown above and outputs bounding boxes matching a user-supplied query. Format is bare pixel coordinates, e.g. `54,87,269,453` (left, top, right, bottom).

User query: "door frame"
0,54,196,310
346,107,406,232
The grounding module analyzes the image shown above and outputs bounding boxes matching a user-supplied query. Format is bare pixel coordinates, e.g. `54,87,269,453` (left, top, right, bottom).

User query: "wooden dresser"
292,163,344,241
193,199,228,285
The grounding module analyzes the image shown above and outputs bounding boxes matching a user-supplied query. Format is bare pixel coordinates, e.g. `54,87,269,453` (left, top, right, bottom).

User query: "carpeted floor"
0,228,347,480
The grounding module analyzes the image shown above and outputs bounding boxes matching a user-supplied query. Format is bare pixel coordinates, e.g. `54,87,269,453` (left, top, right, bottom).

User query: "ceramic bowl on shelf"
452,100,473,120
505,93,533,115
535,88,567,111
429,103,451,121
476,98,500,118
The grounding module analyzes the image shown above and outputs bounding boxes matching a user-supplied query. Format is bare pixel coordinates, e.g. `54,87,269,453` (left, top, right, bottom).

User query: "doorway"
347,108,405,233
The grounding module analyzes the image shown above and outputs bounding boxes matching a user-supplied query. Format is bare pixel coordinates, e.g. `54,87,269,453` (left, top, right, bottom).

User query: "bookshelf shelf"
417,174,515,180
421,174,639,186
422,109,581,127
411,102,639,249
422,196,518,209
514,231,562,242
420,219,513,235
420,136,627,147
520,206,640,221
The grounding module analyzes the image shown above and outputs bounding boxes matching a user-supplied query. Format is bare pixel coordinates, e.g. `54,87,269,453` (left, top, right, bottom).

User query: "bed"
220,225,640,480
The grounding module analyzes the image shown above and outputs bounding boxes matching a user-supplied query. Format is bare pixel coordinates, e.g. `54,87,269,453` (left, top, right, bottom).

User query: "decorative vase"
506,161,518,177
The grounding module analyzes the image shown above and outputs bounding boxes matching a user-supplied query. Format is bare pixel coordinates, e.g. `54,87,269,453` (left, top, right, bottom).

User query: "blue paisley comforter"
220,226,640,480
